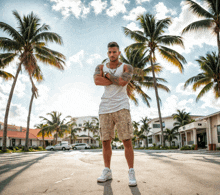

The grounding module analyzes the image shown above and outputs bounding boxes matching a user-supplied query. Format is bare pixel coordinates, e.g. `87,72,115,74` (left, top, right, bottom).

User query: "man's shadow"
97,180,141,195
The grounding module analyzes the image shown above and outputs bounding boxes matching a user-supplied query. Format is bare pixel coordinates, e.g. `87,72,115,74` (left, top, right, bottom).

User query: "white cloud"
123,6,146,21
154,2,177,20
86,54,102,64
50,0,91,18
136,0,150,4
106,0,129,17
126,22,142,31
67,50,85,68
91,0,107,15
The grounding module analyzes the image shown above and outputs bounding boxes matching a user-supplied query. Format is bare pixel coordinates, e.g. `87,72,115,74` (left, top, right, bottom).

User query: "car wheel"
50,148,54,151
85,147,87,149
62,147,65,151
73,147,77,150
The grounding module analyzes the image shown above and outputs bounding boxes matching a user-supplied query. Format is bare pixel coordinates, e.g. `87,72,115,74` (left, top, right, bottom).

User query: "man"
93,42,137,187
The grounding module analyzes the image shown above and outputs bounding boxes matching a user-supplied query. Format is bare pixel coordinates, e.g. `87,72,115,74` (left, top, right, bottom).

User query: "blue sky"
0,0,219,128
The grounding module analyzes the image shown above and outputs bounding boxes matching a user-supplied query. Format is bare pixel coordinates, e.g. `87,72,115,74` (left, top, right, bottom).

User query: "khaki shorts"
99,109,133,141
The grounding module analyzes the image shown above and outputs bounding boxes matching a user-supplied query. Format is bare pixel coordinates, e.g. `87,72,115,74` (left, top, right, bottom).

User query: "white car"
46,145,54,151
54,143,71,151
72,143,90,150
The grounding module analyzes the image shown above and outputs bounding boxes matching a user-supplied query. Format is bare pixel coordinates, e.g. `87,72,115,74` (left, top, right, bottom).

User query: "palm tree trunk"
217,32,220,96
2,62,22,152
150,52,164,147
56,130,58,144
42,133,45,149
25,88,35,151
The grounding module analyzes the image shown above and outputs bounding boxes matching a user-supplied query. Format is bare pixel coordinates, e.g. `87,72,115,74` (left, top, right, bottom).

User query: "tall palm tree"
66,117,77,144
182,0,220,94
25,66,43,151
120,47,170,106
123,13,186,146
35,123,50,149
164,128,179,147
40,111,69,144
140,117,150,147
132,121,140,146
92,117,99,135
0,11,65,151
70,128,78,144
184,52,220,100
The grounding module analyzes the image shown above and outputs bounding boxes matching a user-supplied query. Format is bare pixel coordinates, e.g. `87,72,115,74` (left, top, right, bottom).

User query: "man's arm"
105,64,133,86
93,64,113,86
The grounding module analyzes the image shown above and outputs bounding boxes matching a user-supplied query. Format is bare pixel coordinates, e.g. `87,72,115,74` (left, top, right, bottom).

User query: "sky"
0,0,220,128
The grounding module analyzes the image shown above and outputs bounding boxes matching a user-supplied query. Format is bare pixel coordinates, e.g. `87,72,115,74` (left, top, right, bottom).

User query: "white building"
146,115,202,147
68,116,99,147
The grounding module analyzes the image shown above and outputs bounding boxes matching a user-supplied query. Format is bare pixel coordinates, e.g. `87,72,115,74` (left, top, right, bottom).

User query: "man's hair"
108,42,119,49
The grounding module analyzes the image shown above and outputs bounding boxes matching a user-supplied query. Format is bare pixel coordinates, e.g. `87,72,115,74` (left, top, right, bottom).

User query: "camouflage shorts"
99,109,133,141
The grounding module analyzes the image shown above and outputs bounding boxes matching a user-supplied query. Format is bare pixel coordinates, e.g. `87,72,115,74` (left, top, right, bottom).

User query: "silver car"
72,143,90,150
54,143,71,151
45,145,54,151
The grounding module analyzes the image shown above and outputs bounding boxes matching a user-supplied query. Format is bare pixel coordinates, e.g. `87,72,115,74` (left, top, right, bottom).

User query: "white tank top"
99,62,131,114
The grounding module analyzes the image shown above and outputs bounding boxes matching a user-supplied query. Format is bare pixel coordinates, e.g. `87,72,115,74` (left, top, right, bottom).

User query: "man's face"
107,47,121,62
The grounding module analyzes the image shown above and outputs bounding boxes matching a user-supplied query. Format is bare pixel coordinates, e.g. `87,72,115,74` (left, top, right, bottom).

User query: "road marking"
55,177,71,183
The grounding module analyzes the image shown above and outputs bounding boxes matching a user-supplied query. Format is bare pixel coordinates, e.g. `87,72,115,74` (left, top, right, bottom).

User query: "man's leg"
122,139,134,169
102,139,112,168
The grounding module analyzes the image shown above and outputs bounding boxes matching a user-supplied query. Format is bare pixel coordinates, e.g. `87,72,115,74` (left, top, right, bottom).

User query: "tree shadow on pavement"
0,152,52,194
97,179,113,195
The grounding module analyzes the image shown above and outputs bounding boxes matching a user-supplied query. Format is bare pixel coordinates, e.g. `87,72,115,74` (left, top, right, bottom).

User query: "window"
217,125,220,143
153,122,165,128
79,124,82,127
149,138,152,144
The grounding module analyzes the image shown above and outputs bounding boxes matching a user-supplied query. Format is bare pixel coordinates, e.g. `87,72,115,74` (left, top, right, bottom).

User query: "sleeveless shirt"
98,62,131,114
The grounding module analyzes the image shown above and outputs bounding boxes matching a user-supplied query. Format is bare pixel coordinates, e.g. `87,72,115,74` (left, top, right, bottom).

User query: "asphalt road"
0,149,220,195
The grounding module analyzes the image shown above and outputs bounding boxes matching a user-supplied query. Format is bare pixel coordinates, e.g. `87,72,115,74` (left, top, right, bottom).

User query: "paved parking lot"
0,149,220,195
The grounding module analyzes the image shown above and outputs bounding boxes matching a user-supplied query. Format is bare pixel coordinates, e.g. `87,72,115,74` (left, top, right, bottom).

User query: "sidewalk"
0,150,220,195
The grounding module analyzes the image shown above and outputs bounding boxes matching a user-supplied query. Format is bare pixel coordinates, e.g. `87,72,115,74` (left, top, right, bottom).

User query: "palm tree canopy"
184,52,220,101
123,13,186,73
164,128,178,142
120,47,170,106
182,0,219,35
0,10,66,77
172,109,192,130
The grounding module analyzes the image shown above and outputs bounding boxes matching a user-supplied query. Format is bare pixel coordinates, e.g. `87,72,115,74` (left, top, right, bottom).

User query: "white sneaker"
97,167,112,182
128,168,137,186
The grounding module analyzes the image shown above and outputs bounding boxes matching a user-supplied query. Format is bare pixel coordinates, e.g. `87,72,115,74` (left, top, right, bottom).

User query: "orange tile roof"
0,130,38,139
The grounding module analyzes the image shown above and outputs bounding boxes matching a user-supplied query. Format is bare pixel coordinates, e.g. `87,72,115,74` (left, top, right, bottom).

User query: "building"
68,116,99,147
179,111,220,150
146,115,202,147
0,122,53,148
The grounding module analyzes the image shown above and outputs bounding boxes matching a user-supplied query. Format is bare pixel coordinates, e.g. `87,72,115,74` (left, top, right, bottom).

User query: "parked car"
46,145,54,151
54,143,71,151
72,143,90,150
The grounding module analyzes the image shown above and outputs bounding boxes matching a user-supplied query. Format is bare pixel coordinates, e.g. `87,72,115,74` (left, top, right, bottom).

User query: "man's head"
107,42,121,62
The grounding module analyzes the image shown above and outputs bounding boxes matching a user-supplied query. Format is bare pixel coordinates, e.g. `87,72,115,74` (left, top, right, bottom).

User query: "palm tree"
123,13,186,146
140,117,150,147
164,128,178,147
172,109,192,148
70,128,78,144
35,123,50,149
0,11,65,151
184,52,220,100
120,47,170,106
0,53,15,81
182,0,220,94
66,117,77,144
132,121,140,146
25,67,43,151
40,111,69,144
83,120,94,137
92,117,99,135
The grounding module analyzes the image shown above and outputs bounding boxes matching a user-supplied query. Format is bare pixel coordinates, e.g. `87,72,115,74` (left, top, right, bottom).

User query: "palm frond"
31,32,63,45
196,82,213,101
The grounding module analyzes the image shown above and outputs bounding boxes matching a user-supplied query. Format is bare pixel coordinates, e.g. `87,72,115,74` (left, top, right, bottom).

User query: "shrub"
180,146,192,150
191,144,196,150
216,147,220,150
37,146,44,151
90,146,99,149
153,143,156,147
118,145,124,149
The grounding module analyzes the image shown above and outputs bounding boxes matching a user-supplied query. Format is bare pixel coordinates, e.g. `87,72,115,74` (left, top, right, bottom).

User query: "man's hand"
105,64,133,86
93,65,113,86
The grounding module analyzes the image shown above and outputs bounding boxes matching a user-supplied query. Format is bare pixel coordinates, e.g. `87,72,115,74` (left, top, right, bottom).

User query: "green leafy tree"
164,128,178,147
40,111,69,145
120,47,170,106
35,123,50,149
123,13,186,146
0,11,65,151
184,52,220,101
182,0,220,94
